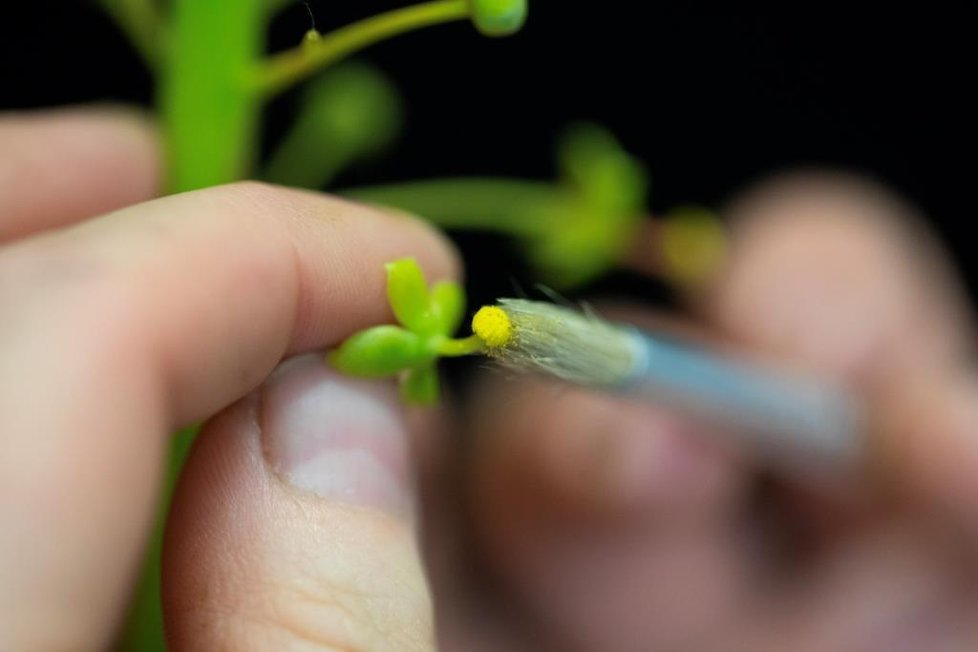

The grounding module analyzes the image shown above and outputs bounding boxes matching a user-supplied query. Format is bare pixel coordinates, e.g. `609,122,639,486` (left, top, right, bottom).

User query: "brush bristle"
478,299,640,386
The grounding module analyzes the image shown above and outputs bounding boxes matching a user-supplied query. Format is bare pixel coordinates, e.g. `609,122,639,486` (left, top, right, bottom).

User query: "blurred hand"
1,107,976,652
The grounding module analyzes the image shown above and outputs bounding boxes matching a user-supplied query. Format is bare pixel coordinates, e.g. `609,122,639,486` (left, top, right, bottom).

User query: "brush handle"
626,331,862,467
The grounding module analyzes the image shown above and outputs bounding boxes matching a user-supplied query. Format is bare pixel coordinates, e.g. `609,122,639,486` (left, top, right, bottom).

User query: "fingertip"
0,104,160,239
209,181,462,354
707,169,970,384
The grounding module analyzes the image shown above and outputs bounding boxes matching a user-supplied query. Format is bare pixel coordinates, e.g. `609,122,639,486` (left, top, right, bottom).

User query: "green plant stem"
161,0,266,192
252,1,471,97
96,0,163,68
437,334,485,356
127,1,268,646
344,178,558,235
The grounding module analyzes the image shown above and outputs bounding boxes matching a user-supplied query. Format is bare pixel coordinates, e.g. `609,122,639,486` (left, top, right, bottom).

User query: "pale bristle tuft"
486,299,639,386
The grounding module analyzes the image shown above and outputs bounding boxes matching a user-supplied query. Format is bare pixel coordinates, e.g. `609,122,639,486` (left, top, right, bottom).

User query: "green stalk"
344,178,558,235
126,2,268,647
160,0,266,192
437,334,485,356
252,1,471,97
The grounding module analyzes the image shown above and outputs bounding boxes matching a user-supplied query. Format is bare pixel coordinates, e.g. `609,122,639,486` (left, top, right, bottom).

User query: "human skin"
1,106,977,651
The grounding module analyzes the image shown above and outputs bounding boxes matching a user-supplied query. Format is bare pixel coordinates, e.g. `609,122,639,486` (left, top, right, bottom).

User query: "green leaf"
386,258,432,332
401,365,440,405
329,325,428,377
429,280,466,335
263,62,403,189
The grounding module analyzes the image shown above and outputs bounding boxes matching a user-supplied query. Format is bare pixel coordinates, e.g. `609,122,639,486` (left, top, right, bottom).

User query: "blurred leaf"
526,124,648,286
264,62,403,188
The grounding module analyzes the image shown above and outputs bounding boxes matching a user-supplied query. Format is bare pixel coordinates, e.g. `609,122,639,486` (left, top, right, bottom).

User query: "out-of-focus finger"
703,171,977,526
164,356,436,651
872,371,978,537
466,362,748,651
0,105,160,240
705,171,972,385
715,524,973,652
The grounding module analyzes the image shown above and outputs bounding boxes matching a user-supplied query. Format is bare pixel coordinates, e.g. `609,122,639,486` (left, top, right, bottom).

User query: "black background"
1,1,974,307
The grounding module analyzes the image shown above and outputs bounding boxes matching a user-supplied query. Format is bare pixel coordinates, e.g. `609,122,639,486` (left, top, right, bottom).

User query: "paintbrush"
471,299,863,471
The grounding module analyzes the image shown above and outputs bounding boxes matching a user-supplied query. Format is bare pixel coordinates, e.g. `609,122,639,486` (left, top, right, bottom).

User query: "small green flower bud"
468,0,528,36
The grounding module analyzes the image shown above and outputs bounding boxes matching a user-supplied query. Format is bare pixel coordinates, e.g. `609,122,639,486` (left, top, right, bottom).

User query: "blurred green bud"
264,62,403,188
305,62,402,154
525,124,648,287
468,0,528,36
329,325,427,377
560,123,648,215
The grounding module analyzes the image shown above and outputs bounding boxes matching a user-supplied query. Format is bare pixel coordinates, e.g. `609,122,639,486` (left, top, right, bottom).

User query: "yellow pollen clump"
472,305,514,349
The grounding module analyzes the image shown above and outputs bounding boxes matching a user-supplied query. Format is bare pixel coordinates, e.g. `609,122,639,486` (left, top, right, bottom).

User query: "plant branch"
161,0,266,191
251,0,470,97
343,178,558,235
436,335,485,356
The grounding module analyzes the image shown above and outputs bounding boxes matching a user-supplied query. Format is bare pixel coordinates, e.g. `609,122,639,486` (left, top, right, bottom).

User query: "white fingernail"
261,354,413,517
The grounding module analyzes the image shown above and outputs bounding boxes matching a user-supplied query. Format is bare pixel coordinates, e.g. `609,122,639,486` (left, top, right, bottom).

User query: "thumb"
163,354,434,651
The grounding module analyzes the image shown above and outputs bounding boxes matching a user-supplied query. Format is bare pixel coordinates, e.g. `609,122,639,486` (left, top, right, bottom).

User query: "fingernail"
260,354,414,517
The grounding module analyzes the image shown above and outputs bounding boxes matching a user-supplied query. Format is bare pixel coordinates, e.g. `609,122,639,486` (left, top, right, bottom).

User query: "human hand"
0,106,457,650
3,107,977,652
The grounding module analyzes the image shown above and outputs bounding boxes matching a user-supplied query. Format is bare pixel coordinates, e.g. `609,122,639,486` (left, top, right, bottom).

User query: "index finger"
0,182,457,650
0,105,160,241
